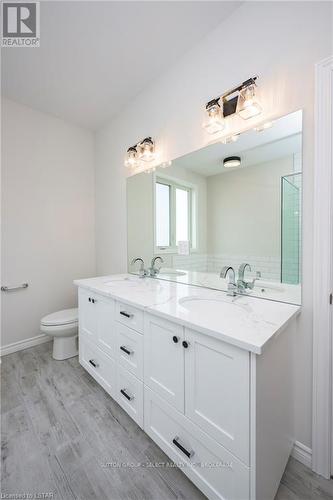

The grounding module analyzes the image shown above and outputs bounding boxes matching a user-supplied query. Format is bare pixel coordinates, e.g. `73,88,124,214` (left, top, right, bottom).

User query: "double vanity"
75,274,300,500
75,109,303,499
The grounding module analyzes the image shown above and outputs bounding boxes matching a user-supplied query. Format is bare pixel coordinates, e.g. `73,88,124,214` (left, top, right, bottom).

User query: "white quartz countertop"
74,274,300,355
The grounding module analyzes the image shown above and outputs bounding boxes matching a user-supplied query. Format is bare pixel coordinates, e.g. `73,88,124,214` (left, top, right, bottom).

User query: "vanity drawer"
79,338,116,399
144,387,250,500
117,365,143,428
116,323,143,380
115,301,144,333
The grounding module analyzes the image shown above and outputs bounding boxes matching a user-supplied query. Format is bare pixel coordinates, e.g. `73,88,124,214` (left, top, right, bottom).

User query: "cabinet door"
144,314,185,412
79,289,98,339
97,296,115,358
79,289,115,358
184,329,250,465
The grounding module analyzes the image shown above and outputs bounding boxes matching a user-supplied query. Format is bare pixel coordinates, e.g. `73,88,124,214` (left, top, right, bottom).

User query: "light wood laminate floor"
1,342,333,500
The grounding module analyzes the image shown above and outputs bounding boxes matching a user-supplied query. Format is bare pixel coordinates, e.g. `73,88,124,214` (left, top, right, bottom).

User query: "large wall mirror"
127,110,302,305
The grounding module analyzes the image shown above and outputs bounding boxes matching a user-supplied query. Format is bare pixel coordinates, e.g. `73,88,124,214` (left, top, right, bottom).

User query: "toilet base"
53,335,78,360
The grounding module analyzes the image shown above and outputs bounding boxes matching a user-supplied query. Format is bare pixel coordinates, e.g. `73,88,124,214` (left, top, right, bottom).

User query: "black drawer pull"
120,311,133,319
182,341,189,349
120,346,133,356
172,436,194,459
120,388,134,401
172,336,179,343
89,359,99,368
88,297,91,302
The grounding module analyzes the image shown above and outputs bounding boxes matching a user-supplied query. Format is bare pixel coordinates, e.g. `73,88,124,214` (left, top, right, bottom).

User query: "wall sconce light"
203,76,262,135
124,146,138,168
138,137,155,162
203,99,226,134
237,83,262,120
124,137,156,169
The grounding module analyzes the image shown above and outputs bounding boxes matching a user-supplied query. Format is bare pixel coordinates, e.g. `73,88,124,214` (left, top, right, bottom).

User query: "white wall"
1,99,96,349
207,157,293,257
94,2,332,449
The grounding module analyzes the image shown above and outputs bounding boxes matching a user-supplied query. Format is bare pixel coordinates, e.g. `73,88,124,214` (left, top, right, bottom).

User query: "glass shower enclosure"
281,172,302,284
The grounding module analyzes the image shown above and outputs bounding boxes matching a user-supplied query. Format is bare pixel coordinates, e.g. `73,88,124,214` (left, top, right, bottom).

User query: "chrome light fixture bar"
203,76,262,135
124,136,156,169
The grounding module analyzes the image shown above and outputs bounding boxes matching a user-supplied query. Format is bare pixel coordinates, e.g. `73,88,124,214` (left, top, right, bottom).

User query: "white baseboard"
0,334,52,356
291,440,312,468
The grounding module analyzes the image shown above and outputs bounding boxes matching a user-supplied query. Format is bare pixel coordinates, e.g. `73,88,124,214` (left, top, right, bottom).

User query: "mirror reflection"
127,110,302,305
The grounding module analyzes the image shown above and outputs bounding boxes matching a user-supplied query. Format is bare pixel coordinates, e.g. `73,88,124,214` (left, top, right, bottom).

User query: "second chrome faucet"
131,256,164,278
220,263,261,296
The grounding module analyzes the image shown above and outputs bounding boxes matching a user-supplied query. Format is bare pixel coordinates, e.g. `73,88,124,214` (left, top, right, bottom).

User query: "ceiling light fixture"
203,76,263,135
223,156,241,168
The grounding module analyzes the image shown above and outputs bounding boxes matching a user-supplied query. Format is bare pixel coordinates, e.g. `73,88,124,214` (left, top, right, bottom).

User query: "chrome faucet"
131,257,148,278
237,263,261,291
238,263,251,282
220,266,237,296
149,256,164,277
220,263,261,296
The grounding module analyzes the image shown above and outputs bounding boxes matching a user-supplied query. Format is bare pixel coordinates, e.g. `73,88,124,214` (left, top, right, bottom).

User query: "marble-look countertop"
74,274,300,355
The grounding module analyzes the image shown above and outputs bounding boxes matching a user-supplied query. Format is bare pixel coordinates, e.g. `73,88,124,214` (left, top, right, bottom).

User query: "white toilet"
40,308,78,360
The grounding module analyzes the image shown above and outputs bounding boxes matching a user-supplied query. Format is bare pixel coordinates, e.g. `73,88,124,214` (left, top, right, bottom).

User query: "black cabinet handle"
91,298,96,304
120,311,133,319
172,336,179,343
172,436,194,458
182,341,189,349
88,297,91,302
89,359,99,368
120,346,133,356
120,388,134,401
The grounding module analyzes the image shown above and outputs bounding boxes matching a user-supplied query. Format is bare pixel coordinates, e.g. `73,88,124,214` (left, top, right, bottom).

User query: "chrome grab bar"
1,283,29,292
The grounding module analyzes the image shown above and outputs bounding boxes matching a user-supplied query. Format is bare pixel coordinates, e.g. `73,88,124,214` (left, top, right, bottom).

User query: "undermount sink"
179,295,246,315
104,276,142,286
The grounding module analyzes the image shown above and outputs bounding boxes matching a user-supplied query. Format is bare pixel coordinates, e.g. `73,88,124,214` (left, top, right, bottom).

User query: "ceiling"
2,1,241,130
174,110,303,176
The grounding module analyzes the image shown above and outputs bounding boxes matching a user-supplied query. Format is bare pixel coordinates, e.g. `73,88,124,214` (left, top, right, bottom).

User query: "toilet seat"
41,308,78,327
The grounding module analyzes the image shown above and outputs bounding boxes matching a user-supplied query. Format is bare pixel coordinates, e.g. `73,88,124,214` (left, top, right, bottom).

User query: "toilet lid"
41,308,78,326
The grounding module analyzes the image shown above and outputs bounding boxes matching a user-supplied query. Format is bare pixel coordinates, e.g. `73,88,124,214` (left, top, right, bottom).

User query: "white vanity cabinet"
77,283,297,500
78,288,115,358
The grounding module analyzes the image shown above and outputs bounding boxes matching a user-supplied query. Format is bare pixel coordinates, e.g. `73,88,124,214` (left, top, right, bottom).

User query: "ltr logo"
2,2,40,47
